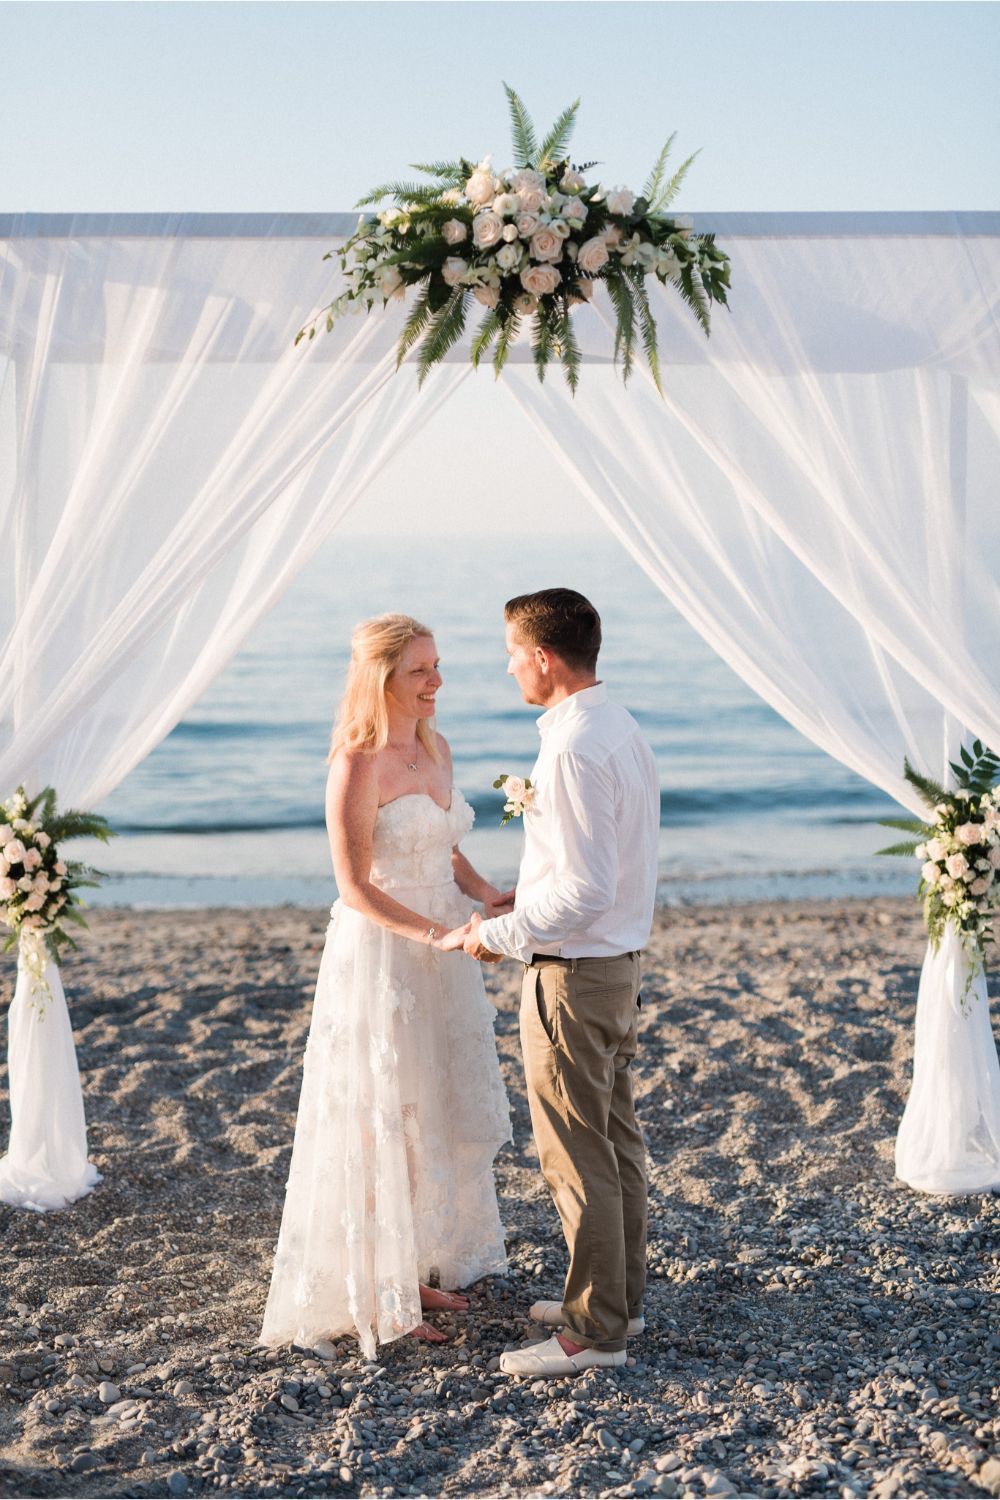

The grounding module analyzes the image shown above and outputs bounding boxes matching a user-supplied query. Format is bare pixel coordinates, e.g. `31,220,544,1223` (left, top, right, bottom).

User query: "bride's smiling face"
385,635,442,721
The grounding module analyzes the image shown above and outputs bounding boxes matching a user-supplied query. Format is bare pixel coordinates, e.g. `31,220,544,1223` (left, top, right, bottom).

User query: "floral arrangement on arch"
1,786,113,1013
877,741,1000,1004
299,85,731,392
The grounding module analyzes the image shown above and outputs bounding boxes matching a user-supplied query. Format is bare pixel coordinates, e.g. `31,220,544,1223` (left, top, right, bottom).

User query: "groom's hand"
484,886,516,919
464,912,502,963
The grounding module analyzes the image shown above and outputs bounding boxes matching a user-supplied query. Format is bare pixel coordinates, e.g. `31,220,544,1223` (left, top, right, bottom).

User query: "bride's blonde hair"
328,613,442,763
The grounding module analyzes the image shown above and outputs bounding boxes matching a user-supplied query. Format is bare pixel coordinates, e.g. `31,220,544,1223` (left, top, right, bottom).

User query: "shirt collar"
537,681,606,736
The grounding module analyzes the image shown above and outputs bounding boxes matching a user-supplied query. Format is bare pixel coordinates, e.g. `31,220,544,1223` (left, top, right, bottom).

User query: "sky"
4,0,998,535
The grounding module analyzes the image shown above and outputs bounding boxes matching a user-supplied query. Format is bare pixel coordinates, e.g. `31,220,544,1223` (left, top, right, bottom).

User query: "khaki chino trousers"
520,951,647,1353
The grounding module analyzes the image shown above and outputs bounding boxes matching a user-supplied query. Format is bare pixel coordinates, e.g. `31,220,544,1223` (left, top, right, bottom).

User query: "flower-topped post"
877,744,1000,1195
0,786,113,1211
299,84,731,393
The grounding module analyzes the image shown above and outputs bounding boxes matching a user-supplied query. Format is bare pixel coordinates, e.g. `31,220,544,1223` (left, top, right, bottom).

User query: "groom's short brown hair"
504,588,602,673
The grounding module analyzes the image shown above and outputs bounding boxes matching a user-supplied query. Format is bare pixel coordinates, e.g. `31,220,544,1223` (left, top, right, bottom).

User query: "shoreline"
1,899,998,1499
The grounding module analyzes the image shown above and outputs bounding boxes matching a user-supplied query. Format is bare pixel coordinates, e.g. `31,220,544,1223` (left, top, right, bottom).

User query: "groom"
467,588,660,1377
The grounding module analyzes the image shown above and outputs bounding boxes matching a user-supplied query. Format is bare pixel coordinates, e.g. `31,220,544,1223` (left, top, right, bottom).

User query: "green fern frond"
503,83,539,167
531,300,554,382
878,817,934,836
902,757,950,812
875,840,922,858
604,266,636,380
538,99,581,168
395,285,433,369
493,310,522,380
409,160,467,182
642,134,676,205
678,260,711,336
354,181,445,208
471,308,505,367
417,289,469,386
650,150,699,212
624,266,663,395
554,300,582,394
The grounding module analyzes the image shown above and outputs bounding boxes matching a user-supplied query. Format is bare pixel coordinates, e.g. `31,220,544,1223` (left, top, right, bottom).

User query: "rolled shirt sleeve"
478,750,619,963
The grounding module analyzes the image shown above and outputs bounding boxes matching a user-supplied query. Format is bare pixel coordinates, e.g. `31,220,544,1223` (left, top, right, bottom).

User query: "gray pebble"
98,1380,120,1404
167,1471,189,1496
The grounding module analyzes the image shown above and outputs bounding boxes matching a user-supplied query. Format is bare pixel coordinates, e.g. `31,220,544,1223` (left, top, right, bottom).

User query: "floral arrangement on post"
877,741,1000,1005
298,84,731,393
1,786,114,1016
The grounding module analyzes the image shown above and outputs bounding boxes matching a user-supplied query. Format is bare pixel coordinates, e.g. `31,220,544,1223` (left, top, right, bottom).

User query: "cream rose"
942,889,959,908
502,777,527,802
496,243,523,273
561,197,588,224
520,264,561,298
442,218,468,246
945,852,970,880
550,219,571,241
990,846,1000,869
606,186,635,216
560,168,586,193
0,877,14,900
501,223,519,243
55,860,67,876
956,821,982,846
516,211,541,239
529,227,563,263
465,166,495,207
474,285,500,309
441,257,469,286
513,169,546,212
17,874,33,893
24,890,47,912
35,831,51,849
0,825,12,846
921,861,940,885
4,839,26,866
925,837,948,862
22,847,42,871
472,212,504,250
493,192,521,218
577,236,610,275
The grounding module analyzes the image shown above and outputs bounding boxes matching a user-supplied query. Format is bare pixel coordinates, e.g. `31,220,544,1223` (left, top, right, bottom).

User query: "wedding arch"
1,210,998,1210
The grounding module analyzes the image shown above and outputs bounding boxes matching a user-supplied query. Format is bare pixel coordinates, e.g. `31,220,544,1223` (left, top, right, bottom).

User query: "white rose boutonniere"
493,774,536,828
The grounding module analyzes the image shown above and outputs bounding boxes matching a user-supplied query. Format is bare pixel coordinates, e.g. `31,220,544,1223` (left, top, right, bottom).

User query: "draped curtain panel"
1,211,998,1206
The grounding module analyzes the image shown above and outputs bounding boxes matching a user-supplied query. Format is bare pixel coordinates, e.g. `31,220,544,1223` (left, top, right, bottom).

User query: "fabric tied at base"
895,924,1000,1195
0,935,101,1212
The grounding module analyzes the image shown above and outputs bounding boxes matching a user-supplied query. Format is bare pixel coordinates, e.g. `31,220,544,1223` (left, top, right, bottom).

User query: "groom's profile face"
505,622,548,706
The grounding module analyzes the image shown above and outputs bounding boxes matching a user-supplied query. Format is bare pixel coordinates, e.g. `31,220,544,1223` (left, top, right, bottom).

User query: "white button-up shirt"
478,683,660,964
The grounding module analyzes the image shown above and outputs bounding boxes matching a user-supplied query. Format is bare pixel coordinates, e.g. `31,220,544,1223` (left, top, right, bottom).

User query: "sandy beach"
1,898,998,1500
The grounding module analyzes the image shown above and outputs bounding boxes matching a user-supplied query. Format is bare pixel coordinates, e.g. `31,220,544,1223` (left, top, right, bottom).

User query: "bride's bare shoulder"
434,731,453,767
327,746,379,804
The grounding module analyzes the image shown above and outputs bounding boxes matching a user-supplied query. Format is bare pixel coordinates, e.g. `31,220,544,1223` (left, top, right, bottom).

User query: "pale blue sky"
4,1,999,213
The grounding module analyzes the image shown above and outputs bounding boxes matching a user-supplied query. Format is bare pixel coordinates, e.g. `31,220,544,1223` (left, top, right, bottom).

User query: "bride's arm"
327,751,444,945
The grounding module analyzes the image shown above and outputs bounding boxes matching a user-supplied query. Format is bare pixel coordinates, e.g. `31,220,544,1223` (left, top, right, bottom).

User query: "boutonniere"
492,774,536,828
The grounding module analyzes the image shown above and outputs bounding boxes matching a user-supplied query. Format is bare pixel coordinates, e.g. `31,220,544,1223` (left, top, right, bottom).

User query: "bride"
260,614,511,1357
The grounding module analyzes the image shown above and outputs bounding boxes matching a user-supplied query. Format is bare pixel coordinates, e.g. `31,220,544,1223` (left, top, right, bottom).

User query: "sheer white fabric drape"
505,222,1000,1194
0,218,465,1207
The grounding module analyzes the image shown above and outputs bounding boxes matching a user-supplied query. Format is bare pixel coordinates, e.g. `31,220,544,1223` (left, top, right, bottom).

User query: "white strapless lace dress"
260,788,511,1358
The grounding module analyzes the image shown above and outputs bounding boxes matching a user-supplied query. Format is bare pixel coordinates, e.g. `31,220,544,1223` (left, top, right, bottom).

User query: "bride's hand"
484,886,516,919
434,922,471,952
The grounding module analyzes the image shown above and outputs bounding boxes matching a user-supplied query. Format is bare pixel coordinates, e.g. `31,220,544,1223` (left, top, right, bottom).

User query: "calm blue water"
82,536,911,907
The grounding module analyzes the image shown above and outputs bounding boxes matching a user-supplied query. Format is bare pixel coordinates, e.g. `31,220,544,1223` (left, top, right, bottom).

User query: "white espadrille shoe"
528,1299,646,1337
499,1335,627,1377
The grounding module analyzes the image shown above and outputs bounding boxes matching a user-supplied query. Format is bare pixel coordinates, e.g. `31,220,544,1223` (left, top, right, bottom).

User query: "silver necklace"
389,740,419,772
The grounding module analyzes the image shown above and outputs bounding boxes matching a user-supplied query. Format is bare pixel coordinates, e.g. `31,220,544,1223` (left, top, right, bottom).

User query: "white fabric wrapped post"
896,927,1000,1193
0,934,100,1210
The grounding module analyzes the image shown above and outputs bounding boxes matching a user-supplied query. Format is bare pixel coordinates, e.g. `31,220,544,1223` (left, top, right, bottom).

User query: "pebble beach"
1,898,998,1500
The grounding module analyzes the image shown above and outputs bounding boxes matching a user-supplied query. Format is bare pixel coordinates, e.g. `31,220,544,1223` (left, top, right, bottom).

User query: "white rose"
942,889,959,908
49,877,63,892
22,846,42,871
520,264,561,298
989,846,1000,869
550,219,571,240
513,292,539,316
465,168,495,207
35,831,51,849
921,861,940,885
0,876,15,899
529,227,563,263
516,211,541,239
32,870,49,891
442,218,468,246
24,890,46,912
560,168,586,193
493,192,521,217
925,837,948,862
0,825,12,846
503,777,527,802
440,187,463,205
606,186,635,216
501,223,519,243
474,285,500,309
441,257,469,286
956,821,982,846
561,197,588,224
55,860,67,875
496,242,523,273
945,852,970,880
914,843,928,860
577,236,610,275
4,839,26,865
17,874,33,892
513,169,546,211
472,212,504,250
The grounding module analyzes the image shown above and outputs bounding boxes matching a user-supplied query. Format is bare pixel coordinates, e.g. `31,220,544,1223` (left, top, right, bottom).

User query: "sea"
82,535,912,910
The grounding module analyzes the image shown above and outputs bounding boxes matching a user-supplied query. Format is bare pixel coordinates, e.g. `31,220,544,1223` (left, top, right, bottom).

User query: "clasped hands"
435,887,515,962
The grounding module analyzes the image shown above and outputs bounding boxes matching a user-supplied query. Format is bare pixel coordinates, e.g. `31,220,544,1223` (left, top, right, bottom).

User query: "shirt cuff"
478,915,532,965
